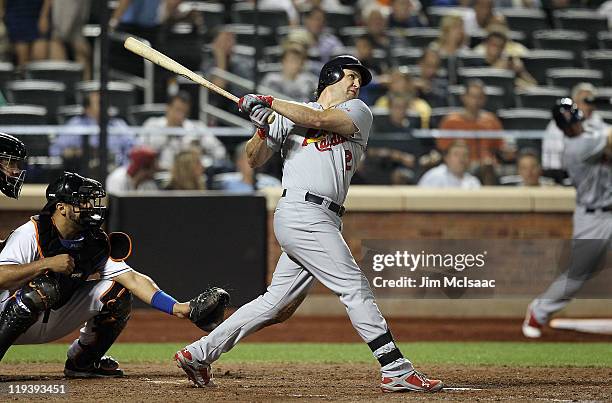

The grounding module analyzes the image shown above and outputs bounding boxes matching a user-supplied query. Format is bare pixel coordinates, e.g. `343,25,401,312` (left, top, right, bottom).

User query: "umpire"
523,98,612,338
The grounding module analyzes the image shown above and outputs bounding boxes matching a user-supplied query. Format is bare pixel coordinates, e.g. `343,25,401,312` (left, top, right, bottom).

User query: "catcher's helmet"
316,55,372,98
43,172,107,228
551,98,584,133
0,133,27,199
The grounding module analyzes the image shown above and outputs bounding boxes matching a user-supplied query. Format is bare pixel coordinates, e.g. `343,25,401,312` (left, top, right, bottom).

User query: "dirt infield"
52,310,612,344
1,363,610,402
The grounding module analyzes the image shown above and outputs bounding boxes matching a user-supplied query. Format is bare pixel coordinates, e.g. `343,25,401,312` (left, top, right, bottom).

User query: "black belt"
282,189,345,217
585,206,612,213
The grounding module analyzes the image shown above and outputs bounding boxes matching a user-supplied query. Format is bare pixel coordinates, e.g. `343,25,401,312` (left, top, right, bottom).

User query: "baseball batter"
0,133,27,199
523,98,612,338
0,172,229,376
175,55,443,393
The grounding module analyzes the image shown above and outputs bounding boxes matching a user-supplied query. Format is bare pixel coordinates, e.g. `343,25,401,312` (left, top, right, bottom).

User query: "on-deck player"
0,172,228,376
175,55,444,393
523,98,612,338
0,133,27,199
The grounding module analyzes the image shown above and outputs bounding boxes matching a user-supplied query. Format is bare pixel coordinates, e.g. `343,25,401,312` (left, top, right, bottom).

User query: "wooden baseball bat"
124,36,274,123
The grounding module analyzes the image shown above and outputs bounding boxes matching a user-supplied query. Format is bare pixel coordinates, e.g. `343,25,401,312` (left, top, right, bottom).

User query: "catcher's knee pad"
0,276,60,360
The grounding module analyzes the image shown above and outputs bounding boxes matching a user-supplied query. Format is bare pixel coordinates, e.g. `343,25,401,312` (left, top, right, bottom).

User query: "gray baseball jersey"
266,99,373,204
563,129,612,209
184,97,413,379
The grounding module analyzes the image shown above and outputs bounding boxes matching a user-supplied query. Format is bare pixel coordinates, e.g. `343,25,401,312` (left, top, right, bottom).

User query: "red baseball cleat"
174,348,214,387
522,308,544,338
381,370,444,393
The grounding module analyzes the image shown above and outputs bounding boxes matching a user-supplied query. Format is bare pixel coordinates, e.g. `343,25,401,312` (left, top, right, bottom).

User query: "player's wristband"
150,290,177,315
256,127,267,140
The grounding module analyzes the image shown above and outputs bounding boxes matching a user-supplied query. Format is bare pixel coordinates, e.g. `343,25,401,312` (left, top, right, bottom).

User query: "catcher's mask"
0,132,27,199
316,55,372,98
551,97,584,136
43,172,107,228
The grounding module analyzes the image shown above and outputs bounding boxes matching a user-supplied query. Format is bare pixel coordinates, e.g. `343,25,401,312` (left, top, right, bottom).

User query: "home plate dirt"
1,363,610,402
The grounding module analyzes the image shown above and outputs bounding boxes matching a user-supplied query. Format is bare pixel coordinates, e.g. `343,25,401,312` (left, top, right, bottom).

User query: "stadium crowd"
0,0,611,190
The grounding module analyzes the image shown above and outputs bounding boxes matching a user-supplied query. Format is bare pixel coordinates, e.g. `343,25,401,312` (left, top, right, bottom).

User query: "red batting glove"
255,95,274,107
256,127,267,139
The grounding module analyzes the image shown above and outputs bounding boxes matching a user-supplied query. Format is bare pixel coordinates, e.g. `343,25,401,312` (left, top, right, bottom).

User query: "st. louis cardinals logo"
302,128,346,151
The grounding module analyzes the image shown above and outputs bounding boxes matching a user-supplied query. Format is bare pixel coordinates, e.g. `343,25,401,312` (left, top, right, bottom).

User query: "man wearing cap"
174,55,444,393
106,145,159,194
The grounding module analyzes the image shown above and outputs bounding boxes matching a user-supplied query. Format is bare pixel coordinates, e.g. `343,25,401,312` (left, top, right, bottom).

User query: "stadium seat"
426,6,470,28
57,104,85,124
163,23,204,72
232,3,289,29
456,49,486,68
5,80,66,123
532,30,589,61
598,31,612,49
546,68,604,90
497,108,551,130
448,85,509,111
429,106,463,128
402,28,440,48
522,50,575,85
223,24,276,48
515,86,569,109
0,105,48,156
75,81,137,119
390,47,423,67
338,26,368,46
501,8,549,36
457,67,515,97
590,87,612,112
185,1,225,39
322,7,357,31
371,107,421,134
582,50,612,86
0,62,15,92
469,29,528,49
25,61,83,103
597,110,612,125
553,9,608,46
128,103,167,126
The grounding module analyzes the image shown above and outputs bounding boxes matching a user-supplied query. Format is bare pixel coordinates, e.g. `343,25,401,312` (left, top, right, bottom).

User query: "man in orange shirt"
437,79,503,164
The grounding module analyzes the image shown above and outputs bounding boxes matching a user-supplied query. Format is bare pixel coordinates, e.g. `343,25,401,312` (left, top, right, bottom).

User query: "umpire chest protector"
31,214,110,303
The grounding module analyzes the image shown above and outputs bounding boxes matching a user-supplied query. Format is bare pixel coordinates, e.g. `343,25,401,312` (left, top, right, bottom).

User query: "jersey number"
345,150,353,171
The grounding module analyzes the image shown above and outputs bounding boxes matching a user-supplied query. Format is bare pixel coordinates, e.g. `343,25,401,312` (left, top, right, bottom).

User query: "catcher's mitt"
189,287,230,332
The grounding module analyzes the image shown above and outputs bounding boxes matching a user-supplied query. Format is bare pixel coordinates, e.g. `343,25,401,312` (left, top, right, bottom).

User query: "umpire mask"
0,133,27,199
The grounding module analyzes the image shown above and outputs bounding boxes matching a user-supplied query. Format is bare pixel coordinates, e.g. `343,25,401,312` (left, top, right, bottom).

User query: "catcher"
0,171,229,377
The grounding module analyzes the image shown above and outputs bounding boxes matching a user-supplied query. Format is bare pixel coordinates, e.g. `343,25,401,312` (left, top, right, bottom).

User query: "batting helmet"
316,55,372,98
551,98,584,133
43,172,107,228
0,133,27,199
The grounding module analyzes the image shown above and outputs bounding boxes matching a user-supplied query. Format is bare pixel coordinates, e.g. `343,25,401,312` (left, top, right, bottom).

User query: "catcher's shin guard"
0,276,61,360
72,282,132,368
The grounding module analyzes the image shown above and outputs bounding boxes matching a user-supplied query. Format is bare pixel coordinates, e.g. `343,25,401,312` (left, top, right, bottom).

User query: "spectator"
202,27,255,123
110,0,181,38
437,79,504,165
252,0,300,26
140,91,226,170
473,21,528,58
375,68,432,128
500,148,555,186
354,35,388,76
214,142,281,192
303,7,344,64
3,0,48,69
165,148,205,190
462,0,504,38
414,48,449,108
388,0,427,29
260,43,317,102
49,91,134,172
362,7,391,52
47,0,92,80
418,141,481,188
542,82,607,182
476,29,536,89
429,14,469,58
106,146,159,194
374,95,415,133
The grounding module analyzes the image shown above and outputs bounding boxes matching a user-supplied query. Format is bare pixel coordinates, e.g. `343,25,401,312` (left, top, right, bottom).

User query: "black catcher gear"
552,98,584,133
189,287,230,332
0,132,26,199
